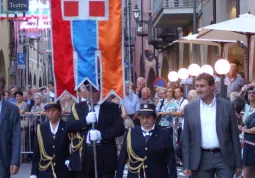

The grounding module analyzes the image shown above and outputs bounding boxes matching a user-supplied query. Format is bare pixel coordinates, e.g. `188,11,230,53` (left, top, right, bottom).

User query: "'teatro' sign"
8,0,29,11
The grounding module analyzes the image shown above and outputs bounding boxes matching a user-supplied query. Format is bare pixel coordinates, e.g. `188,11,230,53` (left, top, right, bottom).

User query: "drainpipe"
193,0,197,64
141,0,145,77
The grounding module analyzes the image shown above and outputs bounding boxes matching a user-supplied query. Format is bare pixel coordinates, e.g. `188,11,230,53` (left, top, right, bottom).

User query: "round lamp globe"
168,71,179,82
188,64,200,76
178,68,189,80
200,65,214,76
215,59,230,75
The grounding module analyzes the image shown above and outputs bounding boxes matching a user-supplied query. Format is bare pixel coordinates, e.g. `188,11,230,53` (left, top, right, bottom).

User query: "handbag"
124,116,135,129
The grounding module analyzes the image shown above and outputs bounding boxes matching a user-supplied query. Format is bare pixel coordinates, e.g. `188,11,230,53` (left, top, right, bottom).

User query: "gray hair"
23,92,29,98
9,85,19,92
188,90,198,102
125,81,134,88
229,92,239,102
33,92,43,101
32,85,39,90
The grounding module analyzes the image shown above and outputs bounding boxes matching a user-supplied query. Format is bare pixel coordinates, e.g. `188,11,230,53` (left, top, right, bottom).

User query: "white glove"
86,112,97,124
89,130,102,142
30,176,37,178
65,160,71,171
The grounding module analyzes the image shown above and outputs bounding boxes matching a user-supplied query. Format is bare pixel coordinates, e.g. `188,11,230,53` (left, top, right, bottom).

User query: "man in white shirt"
182,73,242,178
171,86,188,129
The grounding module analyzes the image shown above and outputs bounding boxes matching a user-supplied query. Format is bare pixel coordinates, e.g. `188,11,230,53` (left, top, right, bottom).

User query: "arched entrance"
147,67,156,98
0,50,6,79
33,74,36,85
161,56,169,81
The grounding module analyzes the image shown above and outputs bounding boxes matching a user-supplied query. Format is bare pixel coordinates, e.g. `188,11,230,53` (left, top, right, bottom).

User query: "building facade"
0,0,53,90
129,0,255,88
0,0,10,87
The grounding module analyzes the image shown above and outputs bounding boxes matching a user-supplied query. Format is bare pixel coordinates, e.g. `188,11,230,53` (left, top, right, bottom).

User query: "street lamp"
200,65,214,76
178,68,189,98
132,5,140,21
215,59,230,75
215,59,230,98
178,68,189,80
168,71,179,82
188,64,200,77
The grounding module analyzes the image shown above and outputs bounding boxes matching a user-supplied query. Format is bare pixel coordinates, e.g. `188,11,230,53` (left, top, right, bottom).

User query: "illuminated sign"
20,18,51,29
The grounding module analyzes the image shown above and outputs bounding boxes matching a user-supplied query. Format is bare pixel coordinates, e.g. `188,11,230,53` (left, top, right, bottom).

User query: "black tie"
143,130,153,143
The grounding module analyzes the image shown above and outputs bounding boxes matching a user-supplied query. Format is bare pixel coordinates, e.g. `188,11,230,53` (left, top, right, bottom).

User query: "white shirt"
86,104,100,144
81,97,87,102
141,125,155,137
176,97,188,124
200,97,220,149
49,120,60,134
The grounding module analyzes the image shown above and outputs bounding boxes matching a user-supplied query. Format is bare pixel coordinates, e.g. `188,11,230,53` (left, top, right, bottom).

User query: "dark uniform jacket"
31,120,71,178
116,126,177,178
67,101,125,173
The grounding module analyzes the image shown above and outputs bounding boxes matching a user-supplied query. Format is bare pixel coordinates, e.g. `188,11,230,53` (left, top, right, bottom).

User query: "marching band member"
67,81,125,178
30,101,71,178
116,103,177,178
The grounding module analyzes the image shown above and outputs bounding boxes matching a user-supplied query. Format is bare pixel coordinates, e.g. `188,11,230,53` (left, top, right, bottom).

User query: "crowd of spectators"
2,63,255,177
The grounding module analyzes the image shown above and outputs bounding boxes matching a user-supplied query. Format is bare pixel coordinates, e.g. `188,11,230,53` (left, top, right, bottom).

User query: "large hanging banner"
51,0,124,100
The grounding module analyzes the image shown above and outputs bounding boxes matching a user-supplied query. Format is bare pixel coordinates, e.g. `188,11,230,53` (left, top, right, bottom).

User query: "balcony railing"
156,28,175,37
153,0,201,21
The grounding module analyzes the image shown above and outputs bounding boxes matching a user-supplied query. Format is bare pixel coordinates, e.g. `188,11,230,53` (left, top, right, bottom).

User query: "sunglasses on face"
248,91,255,95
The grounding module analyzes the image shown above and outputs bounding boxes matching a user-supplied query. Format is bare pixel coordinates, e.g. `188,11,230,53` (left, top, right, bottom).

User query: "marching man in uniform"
30,101,71,178
67,82,125,178
116,103,177,178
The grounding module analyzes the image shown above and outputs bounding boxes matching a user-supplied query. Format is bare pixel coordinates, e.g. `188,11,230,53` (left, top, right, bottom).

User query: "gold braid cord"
126,129,146,178
37,125,57,178
68,104,84,161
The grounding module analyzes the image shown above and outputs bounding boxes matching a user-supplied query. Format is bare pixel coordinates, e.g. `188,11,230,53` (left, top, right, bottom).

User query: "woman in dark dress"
238,87,255,178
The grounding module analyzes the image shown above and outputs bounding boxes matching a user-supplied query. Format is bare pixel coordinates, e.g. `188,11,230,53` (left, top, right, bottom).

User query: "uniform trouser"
0,160,10,178
75,146,115,178
191,151,235,178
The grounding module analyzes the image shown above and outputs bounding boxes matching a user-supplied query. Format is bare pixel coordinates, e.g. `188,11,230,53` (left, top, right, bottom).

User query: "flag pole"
89,84,98,178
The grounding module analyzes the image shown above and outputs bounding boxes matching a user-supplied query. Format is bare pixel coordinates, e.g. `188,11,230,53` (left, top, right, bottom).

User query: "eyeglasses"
248,91,255,95
167,91,173,93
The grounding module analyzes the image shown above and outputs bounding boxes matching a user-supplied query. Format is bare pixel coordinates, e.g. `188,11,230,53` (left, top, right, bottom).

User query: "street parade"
1,0,255,178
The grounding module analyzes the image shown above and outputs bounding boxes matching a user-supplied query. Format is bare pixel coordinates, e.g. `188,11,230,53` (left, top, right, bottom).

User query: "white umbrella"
197,13,255,83
172,34,238,57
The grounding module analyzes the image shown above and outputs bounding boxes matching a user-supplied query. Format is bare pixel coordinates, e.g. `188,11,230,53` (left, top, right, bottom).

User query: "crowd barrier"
20,114,71,157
